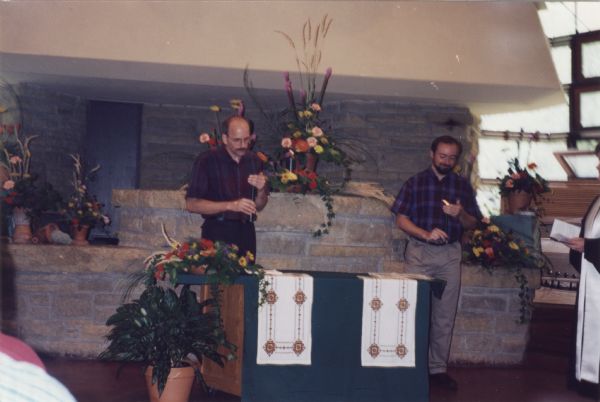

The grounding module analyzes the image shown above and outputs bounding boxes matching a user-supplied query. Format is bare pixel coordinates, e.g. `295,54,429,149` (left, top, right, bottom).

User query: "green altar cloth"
178,272,431,402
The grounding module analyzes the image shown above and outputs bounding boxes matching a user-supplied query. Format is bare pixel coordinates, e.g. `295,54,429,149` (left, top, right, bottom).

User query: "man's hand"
424,228,449,243
442,199,463,218
229,198,257,215
248,173,267,191
566,237,584,253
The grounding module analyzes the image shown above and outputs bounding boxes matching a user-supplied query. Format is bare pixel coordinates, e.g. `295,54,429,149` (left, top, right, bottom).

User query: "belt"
411,237,456,247
204,213,254,223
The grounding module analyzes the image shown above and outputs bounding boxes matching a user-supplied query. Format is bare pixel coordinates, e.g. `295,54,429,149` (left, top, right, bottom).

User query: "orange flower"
200,238,214,249
256,152,268,163
484,247,494,258
293,139,309,153
527,163,537,170
505,179,514,188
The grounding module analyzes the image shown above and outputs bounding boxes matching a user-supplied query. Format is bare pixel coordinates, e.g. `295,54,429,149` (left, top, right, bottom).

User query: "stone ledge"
2,244,149,273
461,264,541,289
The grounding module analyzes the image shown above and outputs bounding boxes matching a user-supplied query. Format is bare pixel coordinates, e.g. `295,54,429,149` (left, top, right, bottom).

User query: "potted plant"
62,154,110,245
99,283,230,402
100,227,267,401
498,158,550,214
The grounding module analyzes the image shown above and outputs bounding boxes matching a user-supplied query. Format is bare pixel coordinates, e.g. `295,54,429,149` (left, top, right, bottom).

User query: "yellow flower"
473,247,481,257
228,253,237,260
314,145,324,154
488,225,500,233
293,131,302,138
473,230,482,237
238,256,248,267
509,241,519,250
209,105,221,112
193,254,200,260
280,170,298,184
319,137,329,144
246,251,254,262
304,110,313,118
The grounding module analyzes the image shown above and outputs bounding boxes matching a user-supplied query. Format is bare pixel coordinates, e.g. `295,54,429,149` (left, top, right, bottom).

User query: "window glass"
563,153,599,178
582,41,600,78
551,46,572,84
580,91,600,127
480,100,569,133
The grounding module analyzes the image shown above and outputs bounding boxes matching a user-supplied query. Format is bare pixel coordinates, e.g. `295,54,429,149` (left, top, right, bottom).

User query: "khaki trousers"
405,239,462,374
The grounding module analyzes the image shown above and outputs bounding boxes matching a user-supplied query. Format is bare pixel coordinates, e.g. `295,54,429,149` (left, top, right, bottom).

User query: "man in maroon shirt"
186,116,268,256
392,135,481,391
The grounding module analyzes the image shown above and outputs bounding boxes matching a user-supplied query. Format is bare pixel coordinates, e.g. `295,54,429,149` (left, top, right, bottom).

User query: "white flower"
311,127,323,137
307,137,318,148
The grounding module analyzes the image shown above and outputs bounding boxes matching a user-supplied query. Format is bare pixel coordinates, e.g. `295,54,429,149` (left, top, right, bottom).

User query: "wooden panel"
534,181,598,224
200,284,244,396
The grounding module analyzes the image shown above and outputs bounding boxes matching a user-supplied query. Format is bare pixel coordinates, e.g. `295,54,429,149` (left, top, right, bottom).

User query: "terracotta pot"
11,207,32,244
507,190,533,214
145,366,195,402
71,224,90,246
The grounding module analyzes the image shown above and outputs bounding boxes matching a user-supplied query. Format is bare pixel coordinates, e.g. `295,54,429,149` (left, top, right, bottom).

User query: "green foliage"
99,284,233,396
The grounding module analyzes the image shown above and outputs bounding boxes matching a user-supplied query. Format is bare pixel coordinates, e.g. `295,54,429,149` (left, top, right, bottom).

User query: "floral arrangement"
498,158,550,197
463,222,547,322
143,225,268,303
0,126,39,212
62,154,110,229
0,127,62,230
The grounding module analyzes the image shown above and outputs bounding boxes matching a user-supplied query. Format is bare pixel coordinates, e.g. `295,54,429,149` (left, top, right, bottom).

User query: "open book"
550,219,581,243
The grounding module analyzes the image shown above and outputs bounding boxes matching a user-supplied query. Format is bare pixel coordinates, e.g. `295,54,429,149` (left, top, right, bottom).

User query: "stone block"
300,257,380,273
345,221,391,245
309,244,388,258
112,189,140,207
382,260,406,273
461,295,507,312
28,294,50,305
29,306,50,320
141,190,186,209
21,320,59,338
81,323,110,339
331,196,363,215
174,214,203,239
256,194,324,232
117,213,143,232
464,334,501,352
454,311,494,333
79,278,116,292
461,264,541,289
94,293,122,306
256,234,307,255
53,294,93,318
498,333,529,355
257,255,302,271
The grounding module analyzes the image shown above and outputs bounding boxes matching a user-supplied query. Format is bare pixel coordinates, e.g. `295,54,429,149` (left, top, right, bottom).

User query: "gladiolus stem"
318,67,332,107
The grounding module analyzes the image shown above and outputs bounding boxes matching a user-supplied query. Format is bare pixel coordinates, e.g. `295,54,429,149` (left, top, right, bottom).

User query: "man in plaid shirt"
391,135,481,391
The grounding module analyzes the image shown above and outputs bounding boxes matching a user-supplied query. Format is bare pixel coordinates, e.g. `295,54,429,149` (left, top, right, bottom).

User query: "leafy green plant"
99,284,233,396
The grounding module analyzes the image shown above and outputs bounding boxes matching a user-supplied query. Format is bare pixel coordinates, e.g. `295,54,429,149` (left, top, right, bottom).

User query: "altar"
179,272,432,402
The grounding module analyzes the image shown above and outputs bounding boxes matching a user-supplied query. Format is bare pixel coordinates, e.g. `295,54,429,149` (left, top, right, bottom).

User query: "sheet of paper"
550,219,580,243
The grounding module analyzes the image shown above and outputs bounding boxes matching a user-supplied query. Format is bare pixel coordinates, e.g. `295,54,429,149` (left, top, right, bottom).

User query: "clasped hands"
229,173,267,215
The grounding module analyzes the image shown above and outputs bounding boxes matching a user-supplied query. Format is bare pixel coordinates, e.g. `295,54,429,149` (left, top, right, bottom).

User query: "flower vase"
11,207,32,244
305,153,318,173
71,224,90,246
507,191,532,214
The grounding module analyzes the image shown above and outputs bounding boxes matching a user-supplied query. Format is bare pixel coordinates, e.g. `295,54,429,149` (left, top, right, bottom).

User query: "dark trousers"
201,219,257,257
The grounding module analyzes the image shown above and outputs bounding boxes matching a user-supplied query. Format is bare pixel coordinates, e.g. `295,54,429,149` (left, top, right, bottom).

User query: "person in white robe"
567,143,600,387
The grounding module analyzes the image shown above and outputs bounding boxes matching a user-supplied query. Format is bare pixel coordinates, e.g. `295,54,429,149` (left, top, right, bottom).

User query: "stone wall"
1,191,540,362
1,244,148,357
16,83,87,196
112,189,407,274
139,100,473,194
450,265,541,365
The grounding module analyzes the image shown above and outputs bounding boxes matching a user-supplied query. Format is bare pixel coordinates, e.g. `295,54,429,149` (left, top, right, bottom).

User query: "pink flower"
310,103,321,112
2,180,15,190
307,137,318,148
311,127,323,137
281,137,292,148
9,156,22,165
199,133,211,143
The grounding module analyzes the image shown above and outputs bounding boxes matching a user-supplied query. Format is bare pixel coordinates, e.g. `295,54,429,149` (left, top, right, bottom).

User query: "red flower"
4,197,13,205
309,180,317,190
527,163,537,170
256,152,269,163
484,247,494,258
307,172,317,180
200,238,214,249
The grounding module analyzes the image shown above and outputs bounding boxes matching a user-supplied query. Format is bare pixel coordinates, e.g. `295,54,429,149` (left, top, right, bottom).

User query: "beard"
433,163,453,175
